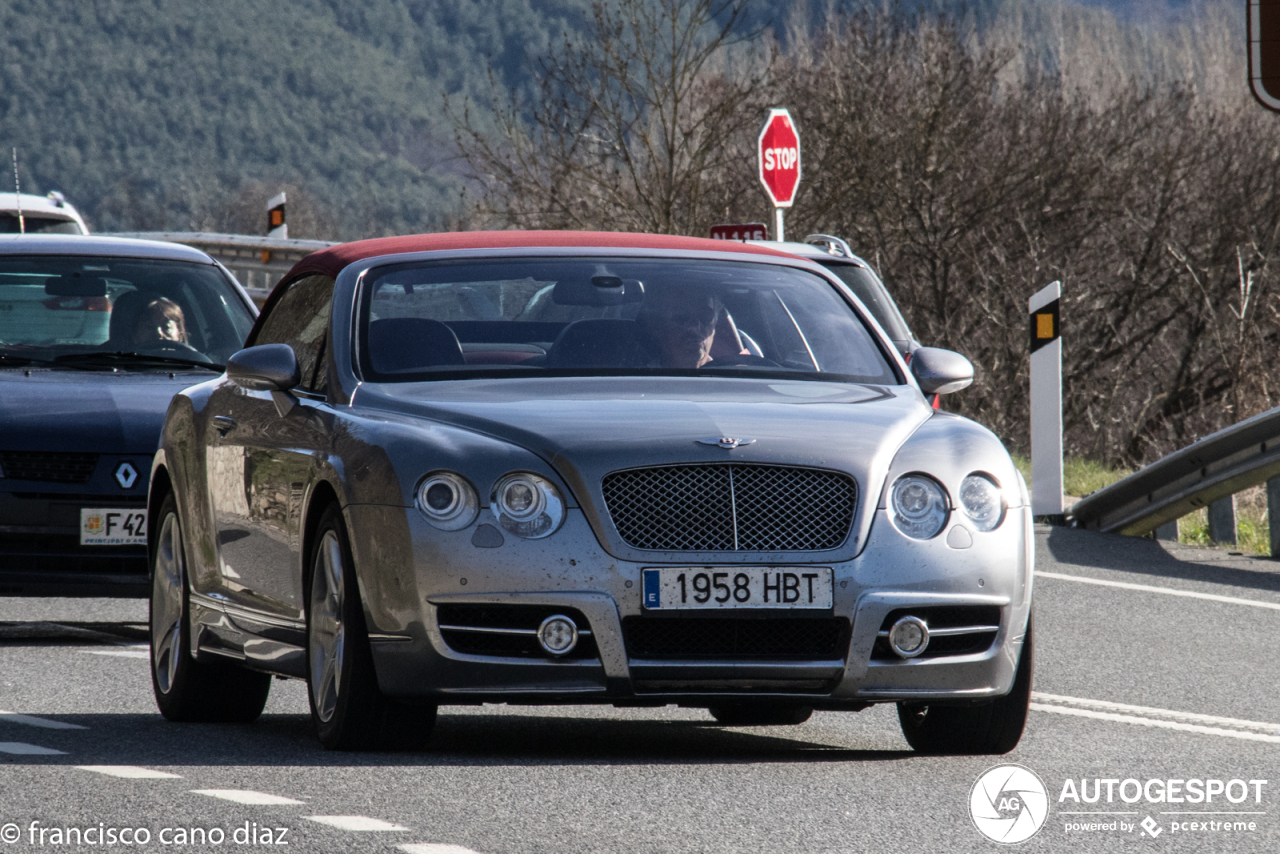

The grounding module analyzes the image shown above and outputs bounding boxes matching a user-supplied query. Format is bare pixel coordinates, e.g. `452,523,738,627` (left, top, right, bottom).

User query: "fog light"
537,615,578,657
888,616,930,659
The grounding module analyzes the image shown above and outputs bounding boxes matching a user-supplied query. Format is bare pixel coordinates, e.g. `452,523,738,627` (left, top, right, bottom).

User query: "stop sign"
758,108,801,207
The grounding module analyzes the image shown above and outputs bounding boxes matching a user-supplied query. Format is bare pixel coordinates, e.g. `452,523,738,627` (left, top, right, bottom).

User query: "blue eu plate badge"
643,569,661,608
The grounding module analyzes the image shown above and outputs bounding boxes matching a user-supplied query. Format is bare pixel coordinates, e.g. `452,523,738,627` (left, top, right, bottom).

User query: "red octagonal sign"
758,108,801,208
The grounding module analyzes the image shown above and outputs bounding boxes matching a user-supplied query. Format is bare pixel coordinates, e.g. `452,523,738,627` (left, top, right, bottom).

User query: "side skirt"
189,591,307,678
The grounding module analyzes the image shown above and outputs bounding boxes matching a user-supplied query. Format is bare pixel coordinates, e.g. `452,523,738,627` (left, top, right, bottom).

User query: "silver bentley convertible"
147,231,1034,753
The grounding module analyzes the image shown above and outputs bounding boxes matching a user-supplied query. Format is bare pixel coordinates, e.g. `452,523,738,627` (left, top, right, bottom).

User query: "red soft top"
281,230,796,283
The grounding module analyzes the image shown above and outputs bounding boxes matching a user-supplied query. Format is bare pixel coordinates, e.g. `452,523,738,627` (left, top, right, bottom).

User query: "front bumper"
0,454,152,596
350,503,1033,708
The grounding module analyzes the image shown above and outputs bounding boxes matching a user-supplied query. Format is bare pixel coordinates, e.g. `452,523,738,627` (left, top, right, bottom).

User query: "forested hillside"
0,0,590,236
0,0,1227,239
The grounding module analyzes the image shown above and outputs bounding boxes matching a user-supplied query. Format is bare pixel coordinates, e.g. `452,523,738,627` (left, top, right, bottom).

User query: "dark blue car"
0,235,256,596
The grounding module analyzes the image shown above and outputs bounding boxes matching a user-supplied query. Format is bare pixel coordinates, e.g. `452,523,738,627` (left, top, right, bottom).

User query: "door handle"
212,415,237,437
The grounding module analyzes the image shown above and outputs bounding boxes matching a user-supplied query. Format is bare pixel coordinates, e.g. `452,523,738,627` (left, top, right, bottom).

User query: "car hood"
359,376,933,562
0,368,211,454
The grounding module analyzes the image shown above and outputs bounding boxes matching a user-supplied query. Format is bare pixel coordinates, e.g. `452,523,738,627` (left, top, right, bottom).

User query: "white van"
0,191,89,234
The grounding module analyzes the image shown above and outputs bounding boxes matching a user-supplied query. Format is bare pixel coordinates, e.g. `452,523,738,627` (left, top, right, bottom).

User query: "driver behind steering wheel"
636,288,749,368
130,297,188,349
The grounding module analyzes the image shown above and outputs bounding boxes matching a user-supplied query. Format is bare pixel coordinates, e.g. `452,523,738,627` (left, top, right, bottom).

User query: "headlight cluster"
415,470,566,539
416,472,479,531
492,472,565,539
889,472,1005,539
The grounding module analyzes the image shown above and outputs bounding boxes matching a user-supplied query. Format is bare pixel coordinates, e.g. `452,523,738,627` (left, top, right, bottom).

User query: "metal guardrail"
104,232,335,305
1069,406,1280,536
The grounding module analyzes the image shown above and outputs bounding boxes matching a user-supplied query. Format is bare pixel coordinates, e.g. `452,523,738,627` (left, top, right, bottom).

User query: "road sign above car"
758,108,801,208
709,223,768,241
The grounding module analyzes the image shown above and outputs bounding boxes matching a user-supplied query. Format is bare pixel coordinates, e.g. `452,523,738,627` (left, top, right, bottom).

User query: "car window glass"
0,256,254,363
824,263,912,343
255,274,333,393
359,258,897,385
0,215,83,234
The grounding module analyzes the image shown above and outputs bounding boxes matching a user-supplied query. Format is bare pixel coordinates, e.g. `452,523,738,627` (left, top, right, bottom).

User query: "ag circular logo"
969,764,1049,844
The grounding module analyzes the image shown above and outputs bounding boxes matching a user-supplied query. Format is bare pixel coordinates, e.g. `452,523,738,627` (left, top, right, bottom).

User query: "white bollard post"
266,191,287,239
1030,281,1064,521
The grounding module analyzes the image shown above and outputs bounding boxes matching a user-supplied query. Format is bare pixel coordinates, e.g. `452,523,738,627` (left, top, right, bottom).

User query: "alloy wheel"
150,511,185,695
309,530,346,723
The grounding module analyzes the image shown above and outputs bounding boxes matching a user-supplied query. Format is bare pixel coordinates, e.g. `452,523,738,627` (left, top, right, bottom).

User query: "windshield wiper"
55,351,225,371
0,352,67,368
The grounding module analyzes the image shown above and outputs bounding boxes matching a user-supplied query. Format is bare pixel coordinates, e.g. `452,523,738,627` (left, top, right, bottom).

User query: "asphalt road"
1,525,1278,853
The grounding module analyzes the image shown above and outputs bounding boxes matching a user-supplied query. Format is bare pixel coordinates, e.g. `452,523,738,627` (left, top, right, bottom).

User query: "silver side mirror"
227,344,302,416
910,347,974,395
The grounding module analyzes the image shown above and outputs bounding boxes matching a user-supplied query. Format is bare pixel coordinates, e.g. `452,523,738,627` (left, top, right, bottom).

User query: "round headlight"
415,472,479,531
492,473,565,539
889,475,949,540
959,473,1004,532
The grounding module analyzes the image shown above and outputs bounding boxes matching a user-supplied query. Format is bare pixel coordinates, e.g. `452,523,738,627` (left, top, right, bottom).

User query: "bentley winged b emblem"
697,437,757,450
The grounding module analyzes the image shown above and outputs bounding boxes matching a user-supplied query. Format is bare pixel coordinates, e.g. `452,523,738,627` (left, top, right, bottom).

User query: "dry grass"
1010,454,1130,499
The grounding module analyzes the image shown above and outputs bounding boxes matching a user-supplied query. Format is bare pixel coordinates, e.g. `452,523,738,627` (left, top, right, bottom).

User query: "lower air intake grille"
623,616,850,660
436,604,598,660
602,464,856,551
0,452,98,483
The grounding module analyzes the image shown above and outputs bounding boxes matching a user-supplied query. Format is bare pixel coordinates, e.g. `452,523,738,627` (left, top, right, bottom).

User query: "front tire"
896,615,1034,755
150,491,271,722
306,503,436,751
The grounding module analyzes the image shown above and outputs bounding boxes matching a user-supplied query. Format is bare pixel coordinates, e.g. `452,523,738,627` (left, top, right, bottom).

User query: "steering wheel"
705,355,782,369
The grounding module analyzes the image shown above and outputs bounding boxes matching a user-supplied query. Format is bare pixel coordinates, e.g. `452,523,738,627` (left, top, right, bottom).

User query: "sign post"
1249,0,1280,112
758,109,800,241
1029,281,1063,520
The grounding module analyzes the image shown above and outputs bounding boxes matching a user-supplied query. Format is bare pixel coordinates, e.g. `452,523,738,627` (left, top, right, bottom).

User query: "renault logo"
115,462,138,489
696,437,756,450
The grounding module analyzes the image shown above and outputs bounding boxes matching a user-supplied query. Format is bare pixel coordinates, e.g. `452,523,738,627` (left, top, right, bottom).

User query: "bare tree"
451,0,773,234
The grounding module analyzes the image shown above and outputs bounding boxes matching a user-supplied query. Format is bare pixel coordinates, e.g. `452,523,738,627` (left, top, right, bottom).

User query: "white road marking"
79,766,181,779
1037,570,1280,611
193,790,304,805
307,816,409,832
80,650,149,659
1031,694,1280,744
0,742,67,755
0,710,87,730
400,845,485,854
1033,692,1280,735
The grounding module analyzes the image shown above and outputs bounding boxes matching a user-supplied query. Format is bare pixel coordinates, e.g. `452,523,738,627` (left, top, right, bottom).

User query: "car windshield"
0,255,255,366
358,257,899,384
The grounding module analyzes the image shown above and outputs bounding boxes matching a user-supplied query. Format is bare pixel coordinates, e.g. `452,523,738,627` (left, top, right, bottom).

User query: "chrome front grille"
601,464,856,551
